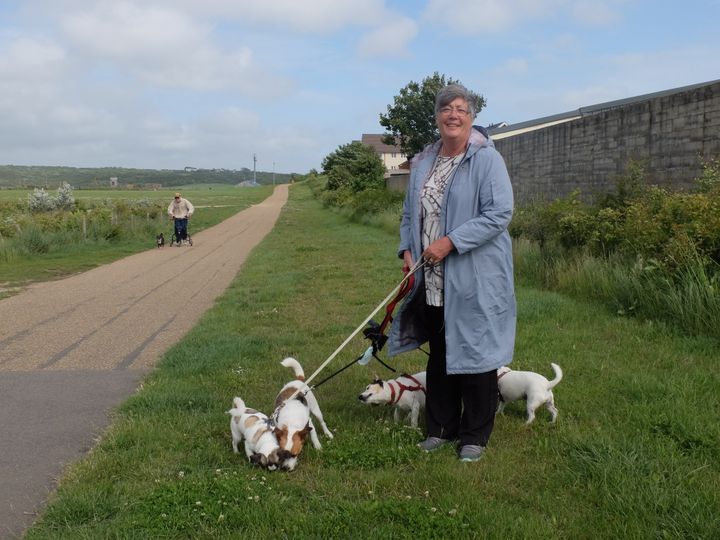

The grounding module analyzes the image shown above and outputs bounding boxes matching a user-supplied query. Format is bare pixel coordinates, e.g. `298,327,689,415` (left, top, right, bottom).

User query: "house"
359,134,407,171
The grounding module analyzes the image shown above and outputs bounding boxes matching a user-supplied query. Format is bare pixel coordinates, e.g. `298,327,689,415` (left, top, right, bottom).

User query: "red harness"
387,373,426,405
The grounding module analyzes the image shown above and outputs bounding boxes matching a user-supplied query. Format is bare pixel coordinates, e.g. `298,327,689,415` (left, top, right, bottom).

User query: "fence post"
82,215,87,240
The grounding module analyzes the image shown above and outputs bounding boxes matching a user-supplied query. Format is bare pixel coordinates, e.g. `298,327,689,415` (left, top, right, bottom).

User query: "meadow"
23,183,720,539
0,184,272,290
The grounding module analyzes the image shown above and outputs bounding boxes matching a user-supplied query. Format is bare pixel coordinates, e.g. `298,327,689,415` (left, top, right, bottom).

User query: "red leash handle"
378,273,415,334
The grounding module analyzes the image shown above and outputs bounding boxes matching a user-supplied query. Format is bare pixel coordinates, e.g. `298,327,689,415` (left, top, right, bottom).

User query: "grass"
513,238,720,339
0,185,272,290
24,183,720,539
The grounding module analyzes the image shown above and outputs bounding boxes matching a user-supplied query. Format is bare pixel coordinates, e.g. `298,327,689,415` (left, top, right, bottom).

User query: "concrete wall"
494,81,720,205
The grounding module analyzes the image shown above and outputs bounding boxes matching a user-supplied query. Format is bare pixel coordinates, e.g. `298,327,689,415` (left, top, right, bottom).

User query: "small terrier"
156,232,165,248
273,357,333,471
496,363,563,424
358,372,426,428
227,397,286,470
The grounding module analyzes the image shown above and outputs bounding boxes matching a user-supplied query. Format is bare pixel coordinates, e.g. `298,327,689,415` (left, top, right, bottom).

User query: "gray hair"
435,83,478,119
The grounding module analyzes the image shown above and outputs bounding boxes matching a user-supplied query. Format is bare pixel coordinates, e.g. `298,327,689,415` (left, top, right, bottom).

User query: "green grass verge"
24,184,720,539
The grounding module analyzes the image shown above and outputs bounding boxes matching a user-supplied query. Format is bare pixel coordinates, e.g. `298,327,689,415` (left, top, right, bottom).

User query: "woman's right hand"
402,250,414,275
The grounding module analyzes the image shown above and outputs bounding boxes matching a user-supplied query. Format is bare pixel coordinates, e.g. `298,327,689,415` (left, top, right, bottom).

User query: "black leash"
312,348,397,390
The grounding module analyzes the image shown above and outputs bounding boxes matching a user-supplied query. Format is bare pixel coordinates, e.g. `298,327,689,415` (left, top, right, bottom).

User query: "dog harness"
387,373,426,405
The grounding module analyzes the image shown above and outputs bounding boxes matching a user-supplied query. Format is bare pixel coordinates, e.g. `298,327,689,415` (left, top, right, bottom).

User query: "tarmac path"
0,184,288,539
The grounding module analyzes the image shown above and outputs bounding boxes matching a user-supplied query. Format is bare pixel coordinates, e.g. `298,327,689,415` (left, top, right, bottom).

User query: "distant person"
167,192,194,245
387,83,516,462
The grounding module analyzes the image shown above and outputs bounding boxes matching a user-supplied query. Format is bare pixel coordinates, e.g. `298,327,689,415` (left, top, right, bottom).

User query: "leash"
277,259,427,406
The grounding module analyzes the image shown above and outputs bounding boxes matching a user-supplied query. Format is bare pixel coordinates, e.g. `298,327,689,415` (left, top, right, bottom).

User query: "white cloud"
423,0,560,32
423,0,621,33
163,0,390,33
0,37,66,81
498,57,529,75
572,0,620,25
58,1,290,95
357,17,418,58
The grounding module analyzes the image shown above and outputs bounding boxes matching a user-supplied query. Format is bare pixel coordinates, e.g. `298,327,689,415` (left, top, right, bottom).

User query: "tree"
379,72,486,159
321,141,385,192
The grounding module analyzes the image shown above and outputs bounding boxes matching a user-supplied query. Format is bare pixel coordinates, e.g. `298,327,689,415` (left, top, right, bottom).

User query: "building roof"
360,134,403,154
488,78,720,139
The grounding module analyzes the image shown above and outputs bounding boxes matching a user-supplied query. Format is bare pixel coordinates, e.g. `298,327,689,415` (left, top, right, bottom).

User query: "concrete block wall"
494,81,720,205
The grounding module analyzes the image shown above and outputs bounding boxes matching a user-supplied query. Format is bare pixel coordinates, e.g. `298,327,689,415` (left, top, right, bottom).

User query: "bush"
510,159,720,338
28,188,55,212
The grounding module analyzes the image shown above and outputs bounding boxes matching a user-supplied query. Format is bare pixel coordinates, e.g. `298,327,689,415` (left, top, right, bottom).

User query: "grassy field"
0,185,272,288
23,184,720,539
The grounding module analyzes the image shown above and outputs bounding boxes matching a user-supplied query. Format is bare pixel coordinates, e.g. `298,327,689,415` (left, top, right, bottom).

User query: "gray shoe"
458,444,485,462
417,437,450,452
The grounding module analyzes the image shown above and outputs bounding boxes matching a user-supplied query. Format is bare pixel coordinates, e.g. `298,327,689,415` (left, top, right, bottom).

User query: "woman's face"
436,97,472,146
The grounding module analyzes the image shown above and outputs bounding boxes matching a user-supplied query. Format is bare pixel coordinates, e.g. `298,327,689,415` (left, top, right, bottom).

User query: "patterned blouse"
421,152,464,306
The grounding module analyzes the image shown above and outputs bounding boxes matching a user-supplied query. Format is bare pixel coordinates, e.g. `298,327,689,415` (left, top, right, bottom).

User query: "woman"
387,84,516,462
167,192,194,245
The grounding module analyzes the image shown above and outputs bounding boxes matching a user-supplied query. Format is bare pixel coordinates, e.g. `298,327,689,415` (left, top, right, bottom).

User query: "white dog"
227,397,286,470
273,357,333,471
496,363,563,424
358,372,426,428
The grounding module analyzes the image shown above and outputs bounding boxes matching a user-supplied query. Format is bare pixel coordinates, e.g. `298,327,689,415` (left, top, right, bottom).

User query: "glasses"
438,106,469,116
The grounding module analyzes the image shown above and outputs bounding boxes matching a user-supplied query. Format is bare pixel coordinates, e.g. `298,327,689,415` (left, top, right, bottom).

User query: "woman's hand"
422,236,454,265
402,250,414,274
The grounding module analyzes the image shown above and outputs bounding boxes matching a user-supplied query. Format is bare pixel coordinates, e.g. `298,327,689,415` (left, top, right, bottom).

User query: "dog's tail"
547,363,563,389
280,357,305,381
227,396,245,415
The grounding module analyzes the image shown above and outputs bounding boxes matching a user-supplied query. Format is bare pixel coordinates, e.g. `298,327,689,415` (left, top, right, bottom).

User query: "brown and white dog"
273,357,333,471
227,397,287,470
496,363,563,424
358,371,427,428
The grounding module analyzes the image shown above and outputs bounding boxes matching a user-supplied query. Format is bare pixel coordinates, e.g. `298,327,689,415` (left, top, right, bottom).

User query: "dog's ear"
372,374,383,385
250,453,267,468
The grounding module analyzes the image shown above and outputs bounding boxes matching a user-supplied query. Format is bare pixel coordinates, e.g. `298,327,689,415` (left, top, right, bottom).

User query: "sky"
1,0,719,175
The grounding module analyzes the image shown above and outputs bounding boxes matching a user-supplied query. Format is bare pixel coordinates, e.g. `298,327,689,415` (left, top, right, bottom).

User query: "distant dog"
273,357,333,471
156,232,165,248
358,372,426,428
496,363,563,424
227,397,286,470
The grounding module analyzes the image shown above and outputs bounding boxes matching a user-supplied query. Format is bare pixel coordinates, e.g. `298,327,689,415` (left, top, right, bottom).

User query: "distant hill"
0,165,297,189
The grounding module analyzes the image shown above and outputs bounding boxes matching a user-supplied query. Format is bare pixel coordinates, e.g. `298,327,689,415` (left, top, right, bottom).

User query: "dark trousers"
424,304,498,447
174,217,188,241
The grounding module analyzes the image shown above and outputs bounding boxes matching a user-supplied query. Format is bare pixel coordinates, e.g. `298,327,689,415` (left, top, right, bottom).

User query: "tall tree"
379,72,485,159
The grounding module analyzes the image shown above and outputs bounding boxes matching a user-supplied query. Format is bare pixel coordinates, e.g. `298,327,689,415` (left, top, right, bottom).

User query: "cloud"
498,57,529,75
572,0,620,25
164,0,390,33
423,0,620,33
0,37,66,82
357,17,418,58
58,1,291,95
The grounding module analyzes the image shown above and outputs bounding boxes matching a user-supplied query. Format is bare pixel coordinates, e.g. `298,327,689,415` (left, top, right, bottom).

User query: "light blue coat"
387,128,516,374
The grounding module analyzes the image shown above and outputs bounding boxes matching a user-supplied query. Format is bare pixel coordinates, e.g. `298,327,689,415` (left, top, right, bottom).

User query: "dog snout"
358,394,367,402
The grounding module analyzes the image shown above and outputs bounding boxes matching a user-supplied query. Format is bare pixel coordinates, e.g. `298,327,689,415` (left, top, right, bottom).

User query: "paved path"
0,185,288,539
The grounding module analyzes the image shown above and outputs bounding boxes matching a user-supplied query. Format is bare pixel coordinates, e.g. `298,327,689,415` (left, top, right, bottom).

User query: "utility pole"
253,153,257,184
